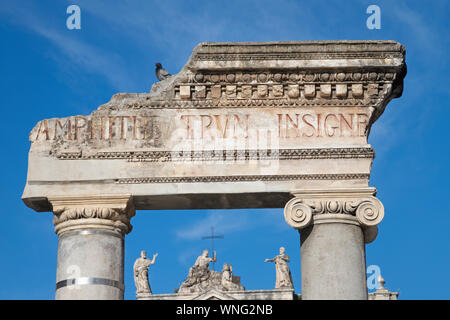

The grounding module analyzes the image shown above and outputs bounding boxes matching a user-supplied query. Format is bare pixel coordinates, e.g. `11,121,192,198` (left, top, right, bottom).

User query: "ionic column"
284,188,384,300
48,195,135,300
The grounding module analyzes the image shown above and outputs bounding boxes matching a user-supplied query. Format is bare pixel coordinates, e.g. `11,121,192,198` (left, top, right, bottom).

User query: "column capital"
284,187,384,243
48,195,135,236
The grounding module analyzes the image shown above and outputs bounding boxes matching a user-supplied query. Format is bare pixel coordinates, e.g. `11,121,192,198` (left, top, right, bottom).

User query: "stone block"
304,84,316,98
320,84,332,98
194,86,206,99
211,85,222,99
351,84,363,98
241,85,252,99
257,85,268,98
336,84,348,98
367,83,378,96
272,85,284,97
226,85,237,98
179,85,191,99
287,85,299,98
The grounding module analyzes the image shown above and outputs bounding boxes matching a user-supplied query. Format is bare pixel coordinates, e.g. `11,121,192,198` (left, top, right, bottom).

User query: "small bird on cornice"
155,62,171,81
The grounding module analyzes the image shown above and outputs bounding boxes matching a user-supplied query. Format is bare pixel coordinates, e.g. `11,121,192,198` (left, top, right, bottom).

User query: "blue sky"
0,0,449,300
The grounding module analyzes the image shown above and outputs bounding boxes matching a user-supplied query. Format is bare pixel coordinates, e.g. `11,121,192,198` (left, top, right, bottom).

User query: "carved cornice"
191,41,405,62
116,173,370,184
283,188,384,239
55,147,375,161
183,71,396,84
48,195,135,235
95,41,405,129
100,81,388,110
193,52,401,61
101,97,376,110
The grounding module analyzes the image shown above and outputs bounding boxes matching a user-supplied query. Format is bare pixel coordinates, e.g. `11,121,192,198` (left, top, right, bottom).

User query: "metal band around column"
59,229,124,240
56,277,125,291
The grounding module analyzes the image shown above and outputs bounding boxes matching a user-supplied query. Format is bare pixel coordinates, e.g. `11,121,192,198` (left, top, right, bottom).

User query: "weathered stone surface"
300,214,368,299
138,288,297,300
134,250,158,295
265,247,294,289
49,195,134,300
22,40,406,301
177,250,245,294
22,41,406,213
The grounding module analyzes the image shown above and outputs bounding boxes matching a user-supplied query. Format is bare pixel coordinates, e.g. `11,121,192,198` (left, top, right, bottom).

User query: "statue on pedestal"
221,263,243,291
265,247,293,289
179,249,215,292
178,249,244,293
134,250,158,294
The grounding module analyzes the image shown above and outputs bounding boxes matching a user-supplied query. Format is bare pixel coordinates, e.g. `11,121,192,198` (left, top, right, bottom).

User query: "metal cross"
201,226,224,271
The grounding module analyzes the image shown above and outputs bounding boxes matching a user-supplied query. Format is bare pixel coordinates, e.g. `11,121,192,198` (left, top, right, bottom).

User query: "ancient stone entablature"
22,41,406,300
23,41,405,213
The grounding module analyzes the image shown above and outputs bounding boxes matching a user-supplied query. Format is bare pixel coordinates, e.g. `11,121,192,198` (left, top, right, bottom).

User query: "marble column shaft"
284,188,383,300
49,195,135,300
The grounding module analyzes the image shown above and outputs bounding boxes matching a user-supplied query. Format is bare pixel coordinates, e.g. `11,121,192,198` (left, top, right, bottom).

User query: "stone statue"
222,263,232,285
265,247,293,289
133,250,158,294
181,249,216,288
221,263,242,291
178,250,245,293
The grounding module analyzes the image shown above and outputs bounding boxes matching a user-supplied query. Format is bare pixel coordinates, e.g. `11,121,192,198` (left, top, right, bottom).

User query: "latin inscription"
31,116,160,142
180,112,369,140
30,110,370,143
278,112,369,138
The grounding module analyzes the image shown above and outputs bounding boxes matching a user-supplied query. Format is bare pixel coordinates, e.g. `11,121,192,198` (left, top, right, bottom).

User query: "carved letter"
233,114,249,139
120,116,127,140
316,113,322,137
74,117,86,140
324,114,339,137
302,114,316,137
201,115,213,139
286,114,300,138
89,117,104,140
35,120,50,141
215,115,230,139
54,118,72,140
357,113,369,136
181,115,195,139
277,114,283,138
339,113,354,136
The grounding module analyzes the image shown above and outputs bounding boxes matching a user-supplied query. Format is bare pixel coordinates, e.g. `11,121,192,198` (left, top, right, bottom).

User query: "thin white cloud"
0,2,135,90
175,213,250,240
174,209,287,241
177,247,203,266
389,2,443,56
73,0,325,68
